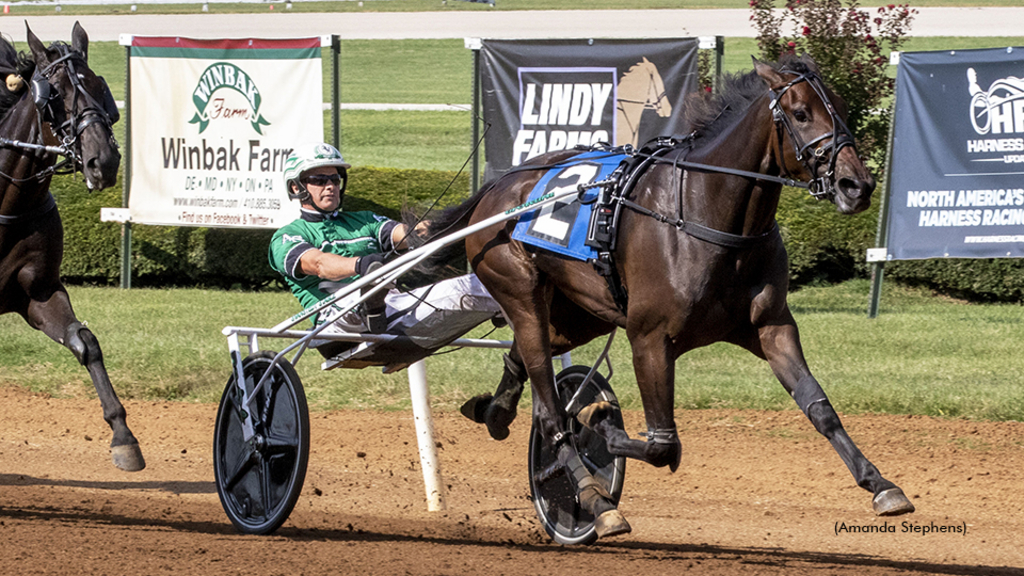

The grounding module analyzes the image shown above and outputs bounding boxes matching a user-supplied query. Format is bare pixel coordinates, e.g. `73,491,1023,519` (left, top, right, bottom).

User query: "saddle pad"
511,151,626,261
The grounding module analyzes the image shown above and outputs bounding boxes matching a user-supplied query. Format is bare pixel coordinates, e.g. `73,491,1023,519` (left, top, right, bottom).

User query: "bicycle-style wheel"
528,366,626,545
214,351,310,535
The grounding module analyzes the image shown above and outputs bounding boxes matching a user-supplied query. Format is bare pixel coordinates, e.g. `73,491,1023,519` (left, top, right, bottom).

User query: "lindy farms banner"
128,37,325,228
884,47,1024,260
480,38,699,180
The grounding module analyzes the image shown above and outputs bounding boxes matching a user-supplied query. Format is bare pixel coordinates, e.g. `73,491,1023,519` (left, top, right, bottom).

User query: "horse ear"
801,54,821,75
72,21,89,61
25,21,49,66
753,57,784,88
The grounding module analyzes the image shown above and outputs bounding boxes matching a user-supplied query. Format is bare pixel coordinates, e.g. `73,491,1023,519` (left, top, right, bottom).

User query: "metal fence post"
868,65,900,319
121,39,132,290
467,38,481,194
331,34,340,151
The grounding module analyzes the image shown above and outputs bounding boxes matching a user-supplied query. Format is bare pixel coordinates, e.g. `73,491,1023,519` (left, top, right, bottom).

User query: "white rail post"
407,359,446,511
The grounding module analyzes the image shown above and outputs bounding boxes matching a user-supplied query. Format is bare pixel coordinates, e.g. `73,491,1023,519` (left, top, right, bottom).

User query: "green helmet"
282,142,351,201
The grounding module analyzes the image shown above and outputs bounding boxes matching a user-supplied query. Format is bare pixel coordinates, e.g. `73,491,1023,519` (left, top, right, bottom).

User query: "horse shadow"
0,473,215,495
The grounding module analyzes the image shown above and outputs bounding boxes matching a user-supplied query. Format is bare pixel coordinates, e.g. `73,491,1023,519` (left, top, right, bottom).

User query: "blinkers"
38,43,119,142
30,69,67,130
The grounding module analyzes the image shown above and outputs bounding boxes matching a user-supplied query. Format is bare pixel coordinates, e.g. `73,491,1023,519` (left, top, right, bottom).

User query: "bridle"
0,42,119,188
767,68,857,201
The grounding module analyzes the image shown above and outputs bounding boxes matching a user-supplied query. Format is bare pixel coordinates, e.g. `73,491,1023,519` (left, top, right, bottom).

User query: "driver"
269,143,521,439
269,142,412,333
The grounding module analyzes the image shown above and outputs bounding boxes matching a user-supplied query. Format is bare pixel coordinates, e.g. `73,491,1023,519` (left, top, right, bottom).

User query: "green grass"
2,280,1022,421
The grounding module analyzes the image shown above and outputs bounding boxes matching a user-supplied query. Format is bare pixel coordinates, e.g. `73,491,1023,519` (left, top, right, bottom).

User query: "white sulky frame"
222,179,592,511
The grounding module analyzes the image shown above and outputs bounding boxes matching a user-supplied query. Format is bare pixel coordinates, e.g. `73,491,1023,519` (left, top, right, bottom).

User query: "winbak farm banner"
480,39,699,180
885,47,1024,260
127,37,325,229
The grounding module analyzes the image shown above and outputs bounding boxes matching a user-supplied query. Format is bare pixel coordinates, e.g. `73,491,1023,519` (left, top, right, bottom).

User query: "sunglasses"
303,173,343,187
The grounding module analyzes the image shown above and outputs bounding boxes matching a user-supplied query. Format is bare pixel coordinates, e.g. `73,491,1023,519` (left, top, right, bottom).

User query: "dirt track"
1,384,1022,576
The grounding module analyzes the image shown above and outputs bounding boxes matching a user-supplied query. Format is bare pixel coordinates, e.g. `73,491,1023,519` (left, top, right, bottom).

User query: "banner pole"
121,41,132,290
470,41,481,194
331,34,340,151
715,35,724,95
868,89,899,318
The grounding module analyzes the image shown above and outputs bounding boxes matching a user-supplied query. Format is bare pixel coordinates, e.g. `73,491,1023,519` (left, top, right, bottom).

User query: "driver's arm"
298,250,359,282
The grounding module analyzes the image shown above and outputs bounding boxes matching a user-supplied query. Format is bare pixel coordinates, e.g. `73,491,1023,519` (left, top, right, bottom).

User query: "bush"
54,166,470,288
750,0,916,168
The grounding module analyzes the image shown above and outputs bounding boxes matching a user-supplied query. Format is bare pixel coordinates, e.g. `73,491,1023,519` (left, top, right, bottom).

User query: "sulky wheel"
214,350,310,535
528,366,626,545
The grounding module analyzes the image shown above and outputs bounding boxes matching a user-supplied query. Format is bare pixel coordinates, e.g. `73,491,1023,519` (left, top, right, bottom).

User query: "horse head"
754,55,874,215
26,21,120,191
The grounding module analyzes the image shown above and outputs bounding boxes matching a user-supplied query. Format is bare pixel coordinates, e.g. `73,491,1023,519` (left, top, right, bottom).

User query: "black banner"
480,38,699,180
885,48,1024,260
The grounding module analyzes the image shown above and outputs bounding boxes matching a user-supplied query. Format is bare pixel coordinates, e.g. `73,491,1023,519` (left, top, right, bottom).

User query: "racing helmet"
282,142,351,201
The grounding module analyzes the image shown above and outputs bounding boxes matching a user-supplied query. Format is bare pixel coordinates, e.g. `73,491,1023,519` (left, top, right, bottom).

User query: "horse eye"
793,109,809,123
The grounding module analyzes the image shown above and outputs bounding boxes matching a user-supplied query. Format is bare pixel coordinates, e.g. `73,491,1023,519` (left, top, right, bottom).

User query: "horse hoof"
111,443,146,472
594,509,631,539
576,401,614,429
485,421,510,441
484,403,516,441
873,487,915,516
460,393,492,424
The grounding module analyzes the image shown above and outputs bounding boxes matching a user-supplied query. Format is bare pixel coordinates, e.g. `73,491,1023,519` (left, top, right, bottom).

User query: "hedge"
54,166,470,289
52,170,1024,302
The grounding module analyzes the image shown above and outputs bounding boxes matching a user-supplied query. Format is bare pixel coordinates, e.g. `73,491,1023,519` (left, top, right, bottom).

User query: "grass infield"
2,280,1021,421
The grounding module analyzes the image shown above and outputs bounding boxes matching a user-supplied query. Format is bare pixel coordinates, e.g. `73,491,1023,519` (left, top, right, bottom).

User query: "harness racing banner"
479,38,699,180
127,36,325,228
884,47,1024,260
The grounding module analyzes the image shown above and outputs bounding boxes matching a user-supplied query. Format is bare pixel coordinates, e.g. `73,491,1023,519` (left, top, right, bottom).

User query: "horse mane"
0,35,35,121
685,54,815,140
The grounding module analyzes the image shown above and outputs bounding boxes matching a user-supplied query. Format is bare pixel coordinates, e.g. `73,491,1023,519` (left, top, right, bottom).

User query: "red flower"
802,26,811,35
788,41,797,48
887,3,895,8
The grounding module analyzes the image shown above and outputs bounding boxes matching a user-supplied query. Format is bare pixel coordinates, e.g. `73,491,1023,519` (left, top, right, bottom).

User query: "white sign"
128,36,325,228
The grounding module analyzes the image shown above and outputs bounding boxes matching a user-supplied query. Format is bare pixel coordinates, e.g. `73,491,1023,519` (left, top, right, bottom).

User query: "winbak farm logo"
189,62,271,135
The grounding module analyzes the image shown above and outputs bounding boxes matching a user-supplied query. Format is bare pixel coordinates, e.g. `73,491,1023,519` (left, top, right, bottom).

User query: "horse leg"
753,319,913,516
24,289,146,472
484,277,629,538
460,289,616,440
459,347,527,441
577,329,682,471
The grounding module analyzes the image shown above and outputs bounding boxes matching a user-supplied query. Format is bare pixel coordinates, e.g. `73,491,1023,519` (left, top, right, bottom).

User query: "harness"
0,42,119,225
577,68,856,314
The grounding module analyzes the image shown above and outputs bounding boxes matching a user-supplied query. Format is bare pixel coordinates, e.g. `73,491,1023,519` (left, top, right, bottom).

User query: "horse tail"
401,180,496,285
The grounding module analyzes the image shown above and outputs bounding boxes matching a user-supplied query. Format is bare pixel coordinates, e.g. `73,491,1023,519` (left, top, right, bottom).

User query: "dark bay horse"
423,54,913,540
0,23,144,471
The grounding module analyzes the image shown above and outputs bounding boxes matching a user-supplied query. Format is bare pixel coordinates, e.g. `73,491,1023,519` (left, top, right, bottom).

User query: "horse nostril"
838,177,872,199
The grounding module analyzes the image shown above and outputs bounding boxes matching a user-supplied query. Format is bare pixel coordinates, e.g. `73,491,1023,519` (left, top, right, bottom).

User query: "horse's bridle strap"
0,192,56,225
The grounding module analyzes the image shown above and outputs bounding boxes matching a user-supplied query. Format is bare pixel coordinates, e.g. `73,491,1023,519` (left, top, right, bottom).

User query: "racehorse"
0,23,144,471
422,54,914,540
615,57,671,148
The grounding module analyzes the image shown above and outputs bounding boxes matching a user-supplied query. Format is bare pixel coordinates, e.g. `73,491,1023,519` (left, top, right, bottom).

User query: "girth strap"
0,192,56,226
